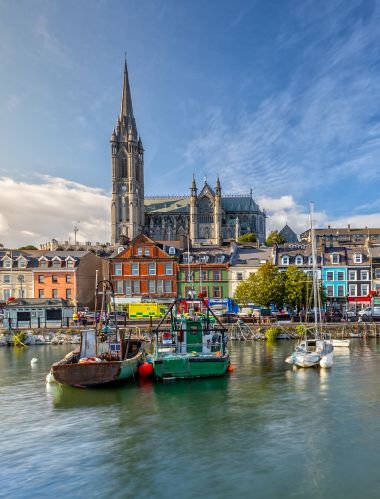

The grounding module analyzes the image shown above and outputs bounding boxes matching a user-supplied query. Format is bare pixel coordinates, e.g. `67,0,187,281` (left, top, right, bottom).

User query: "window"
168,247,176,255
213,270,221,281
66,274,72,284
185,286,193,298
148,280,156,293
116,280,124,294
201,270,207,281
131,263,139,276
213,286,221,298
186,271,193,282
215,255,224,263
200,286,208,297
66,259,74,268
3,289,10,301
38,275,44,284
132,280,140,294
38,289,45,298
137,247,143,255
114,263,122,276
3,258,12,269
331,254,340,264
337,271,344,281
349,284,357,296
183,255,189,264
199,255,208,263
165,263,173,275
18,288,26,298
361,270,369,281
337,285,345,297
295,255,303,265
52,275,58,283
361,284,369,296
375,269,380,279
326,285,334,297
18,259,26,268
354,253,362,263
52,289,58,298
66,289,72,299
3,275,10,284
281,256,289,265
53,260,61,268
326,271,334,281
308,256,313,265
148,263,156,275
164,280,172,293
125,280,132,295
144,247,150,256
348,270,356,281
156,280,163,294
236,272,243,281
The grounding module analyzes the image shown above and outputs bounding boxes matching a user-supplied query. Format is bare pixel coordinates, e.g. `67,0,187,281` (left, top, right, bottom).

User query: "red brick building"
110,234,179,305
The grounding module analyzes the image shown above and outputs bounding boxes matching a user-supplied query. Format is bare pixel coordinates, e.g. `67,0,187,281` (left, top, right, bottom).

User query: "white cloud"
0,176,110,248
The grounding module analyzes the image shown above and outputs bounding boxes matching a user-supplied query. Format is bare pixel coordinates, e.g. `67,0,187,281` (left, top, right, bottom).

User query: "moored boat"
152,299,230,380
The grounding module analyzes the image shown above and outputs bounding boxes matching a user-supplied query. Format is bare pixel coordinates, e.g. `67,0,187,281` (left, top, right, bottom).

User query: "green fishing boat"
152,299,230,380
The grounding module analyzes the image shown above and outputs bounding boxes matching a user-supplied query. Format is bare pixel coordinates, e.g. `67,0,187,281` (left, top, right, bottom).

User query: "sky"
1,0,380,247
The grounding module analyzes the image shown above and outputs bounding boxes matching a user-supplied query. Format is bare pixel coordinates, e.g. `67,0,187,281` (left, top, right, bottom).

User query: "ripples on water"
2,340,380,498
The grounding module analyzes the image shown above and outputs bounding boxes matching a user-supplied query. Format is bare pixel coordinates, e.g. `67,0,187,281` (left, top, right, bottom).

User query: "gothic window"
120,154,128,178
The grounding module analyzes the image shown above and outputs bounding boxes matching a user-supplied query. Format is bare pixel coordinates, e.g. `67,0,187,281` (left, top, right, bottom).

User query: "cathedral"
111,60,267,246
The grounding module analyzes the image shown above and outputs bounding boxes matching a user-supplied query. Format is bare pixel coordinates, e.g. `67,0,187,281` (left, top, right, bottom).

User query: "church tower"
214,176,222,245
111,58,144,245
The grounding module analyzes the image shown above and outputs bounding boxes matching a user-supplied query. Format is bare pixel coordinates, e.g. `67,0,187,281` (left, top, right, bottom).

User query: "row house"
274,243,322,281
30,250,103,308
109,234,179,306
228,244,273,297
177,246,230,300
0,251,36,303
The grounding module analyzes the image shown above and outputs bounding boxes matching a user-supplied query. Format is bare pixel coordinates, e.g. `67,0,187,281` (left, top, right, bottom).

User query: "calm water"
1,340,380,498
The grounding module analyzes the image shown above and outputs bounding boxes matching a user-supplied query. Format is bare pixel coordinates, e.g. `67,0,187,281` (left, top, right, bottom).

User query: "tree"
18,245,38,250
265,230,286,246
234,262,284,308
283,265,312,311
238,232,257,243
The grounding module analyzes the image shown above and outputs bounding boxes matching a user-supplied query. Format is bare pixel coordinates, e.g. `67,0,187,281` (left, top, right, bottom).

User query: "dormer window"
39,257,48,268
144,247,150,256
308,256,313,265
3,257,12,269
215,255,225,263
199,255,208,263
331,253,340,264
281,255,289,265
52,257,62,269
168,247,176,255
295,255,303,266
137,247,143,256
354,253,362,264
66,258,75,268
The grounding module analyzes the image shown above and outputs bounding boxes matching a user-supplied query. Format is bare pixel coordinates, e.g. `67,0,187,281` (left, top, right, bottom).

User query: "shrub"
295,325,306,337
265,326,281,341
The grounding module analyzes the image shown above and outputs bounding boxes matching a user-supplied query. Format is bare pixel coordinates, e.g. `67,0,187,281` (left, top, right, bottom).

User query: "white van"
358,307,380,319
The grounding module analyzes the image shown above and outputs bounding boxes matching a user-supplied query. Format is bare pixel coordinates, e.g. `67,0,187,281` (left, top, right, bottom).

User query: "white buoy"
31,358,38,365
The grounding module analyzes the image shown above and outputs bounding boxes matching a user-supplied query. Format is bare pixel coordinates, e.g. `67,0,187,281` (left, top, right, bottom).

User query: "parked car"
358,307,380,320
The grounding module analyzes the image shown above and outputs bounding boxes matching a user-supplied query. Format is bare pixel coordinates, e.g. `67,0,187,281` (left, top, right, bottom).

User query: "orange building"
32,251,103,308
110,234,179,305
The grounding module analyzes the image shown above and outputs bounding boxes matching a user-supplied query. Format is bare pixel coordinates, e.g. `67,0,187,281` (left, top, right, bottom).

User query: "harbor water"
1,340,380,498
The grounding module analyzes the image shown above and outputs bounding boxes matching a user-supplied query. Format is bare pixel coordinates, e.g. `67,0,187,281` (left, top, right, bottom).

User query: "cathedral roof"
144,194,264,214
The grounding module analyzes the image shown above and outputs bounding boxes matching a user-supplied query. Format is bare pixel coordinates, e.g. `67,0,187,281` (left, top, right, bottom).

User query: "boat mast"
309,202,319,336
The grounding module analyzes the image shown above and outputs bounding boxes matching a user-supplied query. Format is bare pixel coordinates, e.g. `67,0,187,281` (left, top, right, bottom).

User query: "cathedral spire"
120,56,134,119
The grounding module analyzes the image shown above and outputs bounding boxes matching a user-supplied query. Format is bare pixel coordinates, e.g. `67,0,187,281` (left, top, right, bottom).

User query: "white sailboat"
287,203,334,368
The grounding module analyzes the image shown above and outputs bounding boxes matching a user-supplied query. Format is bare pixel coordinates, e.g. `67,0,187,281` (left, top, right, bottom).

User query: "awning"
347,297,371,303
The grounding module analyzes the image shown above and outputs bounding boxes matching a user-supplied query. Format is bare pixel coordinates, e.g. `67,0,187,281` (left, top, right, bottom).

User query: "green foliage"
18,245,38,250
295,324,306,337
265,326,281,341
13,331,27,347
265,231,286,246
235,262,284,308
284,265,312,310
238,233,257,243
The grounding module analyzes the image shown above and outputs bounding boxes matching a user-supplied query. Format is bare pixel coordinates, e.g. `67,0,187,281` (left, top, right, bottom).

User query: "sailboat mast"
309,202,319,334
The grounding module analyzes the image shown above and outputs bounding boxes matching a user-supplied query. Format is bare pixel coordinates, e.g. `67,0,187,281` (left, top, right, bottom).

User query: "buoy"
227,364,235,373
31,358,38,365
46,371,56,383
138,361,154,377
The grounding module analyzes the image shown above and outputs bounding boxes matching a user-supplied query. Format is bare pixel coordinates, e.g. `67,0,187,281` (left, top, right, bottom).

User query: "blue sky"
1,0,380,246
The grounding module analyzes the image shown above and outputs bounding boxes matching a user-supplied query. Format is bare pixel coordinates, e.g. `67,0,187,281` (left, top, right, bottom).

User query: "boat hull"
294,352,320,368
52,352,143,388
332,339,350,347
154,355,229,379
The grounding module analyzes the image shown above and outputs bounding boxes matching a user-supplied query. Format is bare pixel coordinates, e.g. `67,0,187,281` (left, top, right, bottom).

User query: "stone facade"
111,60,266,245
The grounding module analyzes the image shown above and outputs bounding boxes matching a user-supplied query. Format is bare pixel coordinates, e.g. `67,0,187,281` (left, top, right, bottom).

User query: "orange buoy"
138,361,154,377
227,364,235,373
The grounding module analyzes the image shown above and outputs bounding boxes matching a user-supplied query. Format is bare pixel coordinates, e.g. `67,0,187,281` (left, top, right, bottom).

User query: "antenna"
74,221,80,246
